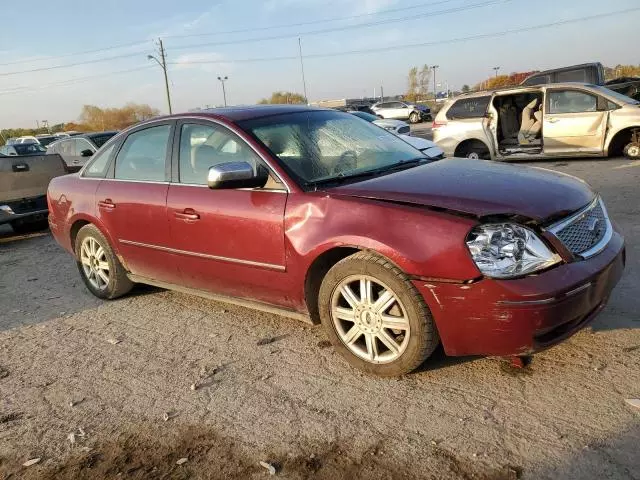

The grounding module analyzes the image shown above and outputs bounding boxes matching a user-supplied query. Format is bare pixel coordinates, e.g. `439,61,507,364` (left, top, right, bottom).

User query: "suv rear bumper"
413,230,625,357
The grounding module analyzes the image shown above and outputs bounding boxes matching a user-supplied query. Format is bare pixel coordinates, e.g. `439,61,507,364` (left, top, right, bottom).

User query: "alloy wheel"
330,275,410,364
80,236,110,290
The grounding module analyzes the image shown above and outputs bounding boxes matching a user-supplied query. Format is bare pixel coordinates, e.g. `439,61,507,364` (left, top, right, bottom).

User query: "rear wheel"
456,140,491,160
409,112,421,124
318,252,439,376
75,224,133,300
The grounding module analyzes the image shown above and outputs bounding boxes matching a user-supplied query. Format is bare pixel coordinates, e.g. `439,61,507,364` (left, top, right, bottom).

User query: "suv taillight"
432,120,447,129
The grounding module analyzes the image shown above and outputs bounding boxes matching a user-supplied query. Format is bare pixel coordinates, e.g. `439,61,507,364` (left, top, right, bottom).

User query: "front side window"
114,125,170,182
241,110,427,186
178,123,264,185
83,143,117,178
446,96,491,119
548,90,597,114
76,139,95,154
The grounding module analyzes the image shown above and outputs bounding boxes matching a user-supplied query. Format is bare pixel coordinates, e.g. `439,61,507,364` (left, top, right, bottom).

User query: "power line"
165,0,461,39
0,65,155,96
167,8,640,66
169,0,510,51
0,50,153,77
0,40,153,67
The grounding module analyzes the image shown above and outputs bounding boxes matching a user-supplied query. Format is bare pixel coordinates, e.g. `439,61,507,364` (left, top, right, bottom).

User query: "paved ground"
1,158,639,479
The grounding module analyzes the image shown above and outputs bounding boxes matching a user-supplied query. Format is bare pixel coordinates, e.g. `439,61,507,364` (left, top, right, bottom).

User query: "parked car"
47,106,624,376
1,151,67,233
371,101,432,124
12,136,40,145
36,135,62,147
521,62,640,101
0,143,48,156
350,111,444,159
47,131,118,172
433,82,640,160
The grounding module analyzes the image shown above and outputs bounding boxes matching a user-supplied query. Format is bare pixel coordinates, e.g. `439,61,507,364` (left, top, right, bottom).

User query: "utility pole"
493,66,500,78
147,39,172,114
217,76,228,106
380,85,384,101
431,65,439,100
298,37,308,103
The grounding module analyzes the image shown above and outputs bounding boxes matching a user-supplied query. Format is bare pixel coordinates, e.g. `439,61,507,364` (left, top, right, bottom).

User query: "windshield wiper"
307,157,427,188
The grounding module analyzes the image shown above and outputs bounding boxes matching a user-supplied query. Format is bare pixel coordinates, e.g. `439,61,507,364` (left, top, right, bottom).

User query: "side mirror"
207,162,268,189
80,149,94,157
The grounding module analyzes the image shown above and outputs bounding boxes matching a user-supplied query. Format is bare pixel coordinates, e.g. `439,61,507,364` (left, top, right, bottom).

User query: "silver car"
371,101,432,124
433,83,640,160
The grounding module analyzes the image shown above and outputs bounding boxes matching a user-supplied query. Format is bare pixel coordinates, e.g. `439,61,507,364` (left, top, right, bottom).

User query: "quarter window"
84,143,117,178
548,90,597,114
178,123,265,186
114,125,170,182
446,96,491,119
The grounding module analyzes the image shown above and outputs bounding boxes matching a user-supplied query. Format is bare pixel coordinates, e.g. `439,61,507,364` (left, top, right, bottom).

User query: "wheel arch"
68,214,118,257
454,138,491,158
605,126,640,157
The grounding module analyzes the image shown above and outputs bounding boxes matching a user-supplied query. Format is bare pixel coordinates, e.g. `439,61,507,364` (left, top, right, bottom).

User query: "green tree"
461,84,471,93
258,92,306,104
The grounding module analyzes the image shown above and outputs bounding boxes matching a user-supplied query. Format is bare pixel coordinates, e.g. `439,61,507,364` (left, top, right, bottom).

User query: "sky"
0,0,638,129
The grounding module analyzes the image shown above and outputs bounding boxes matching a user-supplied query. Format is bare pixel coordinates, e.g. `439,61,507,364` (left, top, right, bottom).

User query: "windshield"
14,143,46,155
240,110,426,187
593,85,640,105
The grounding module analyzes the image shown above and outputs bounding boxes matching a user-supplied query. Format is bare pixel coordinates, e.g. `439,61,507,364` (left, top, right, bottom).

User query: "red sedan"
47,106,625,376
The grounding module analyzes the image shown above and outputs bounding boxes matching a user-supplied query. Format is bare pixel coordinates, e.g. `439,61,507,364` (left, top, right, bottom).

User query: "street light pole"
431,65,439,99
217,76,228,107
147,39,172,114
493,66,500,78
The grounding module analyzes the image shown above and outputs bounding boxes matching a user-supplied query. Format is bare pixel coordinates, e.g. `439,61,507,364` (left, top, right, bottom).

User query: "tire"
318,251,439,376
409,112,420,124
10,219,49,234
457,141,490,160
623,143,640,159
75,224,133,300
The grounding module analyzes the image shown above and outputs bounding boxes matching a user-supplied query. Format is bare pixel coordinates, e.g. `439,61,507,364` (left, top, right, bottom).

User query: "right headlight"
466,223,561,279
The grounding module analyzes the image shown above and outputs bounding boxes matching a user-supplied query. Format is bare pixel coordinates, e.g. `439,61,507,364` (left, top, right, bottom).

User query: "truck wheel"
409,112,421,124
623,143,640,159
318,252,439,376
75,224,133,300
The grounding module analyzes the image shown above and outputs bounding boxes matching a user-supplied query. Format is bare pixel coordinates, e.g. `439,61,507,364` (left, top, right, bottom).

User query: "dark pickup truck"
521,62,640,100
0,153,67,233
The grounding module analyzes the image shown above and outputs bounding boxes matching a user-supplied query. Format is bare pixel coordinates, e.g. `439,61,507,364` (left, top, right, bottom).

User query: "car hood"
331,159,594,223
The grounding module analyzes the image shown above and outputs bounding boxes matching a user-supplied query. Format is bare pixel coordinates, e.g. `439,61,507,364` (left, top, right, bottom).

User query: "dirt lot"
1,158,639,480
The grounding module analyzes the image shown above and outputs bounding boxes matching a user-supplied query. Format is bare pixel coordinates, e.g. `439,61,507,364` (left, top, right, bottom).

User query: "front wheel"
624,143,640,159
75,224,133,300
318,252,439,376
409,112,421,124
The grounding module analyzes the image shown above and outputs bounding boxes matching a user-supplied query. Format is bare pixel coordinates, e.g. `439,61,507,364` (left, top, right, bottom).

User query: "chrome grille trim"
546,196,612,259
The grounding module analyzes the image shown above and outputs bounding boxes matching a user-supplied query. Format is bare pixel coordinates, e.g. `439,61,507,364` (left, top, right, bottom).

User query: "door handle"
547,117,559,123
174,208,200,221
98,199,116,209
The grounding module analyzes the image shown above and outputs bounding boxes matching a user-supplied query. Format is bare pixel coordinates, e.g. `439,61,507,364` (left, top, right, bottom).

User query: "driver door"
165,119,291,307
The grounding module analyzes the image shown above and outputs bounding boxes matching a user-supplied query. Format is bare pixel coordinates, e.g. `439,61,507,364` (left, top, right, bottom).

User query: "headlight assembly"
466,223,561,279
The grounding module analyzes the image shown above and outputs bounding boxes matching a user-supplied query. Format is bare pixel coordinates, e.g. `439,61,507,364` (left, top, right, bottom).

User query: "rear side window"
446,96,491,119
114,125,170,182
84,143,117,178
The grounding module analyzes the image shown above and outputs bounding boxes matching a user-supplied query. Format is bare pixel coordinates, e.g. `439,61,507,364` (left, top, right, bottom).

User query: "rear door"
165,119,290,306
543,88,608,156
95,121,180,283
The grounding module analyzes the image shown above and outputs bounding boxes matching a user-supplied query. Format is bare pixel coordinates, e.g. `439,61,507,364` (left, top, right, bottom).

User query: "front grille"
551,198,610,257
398,126,410,135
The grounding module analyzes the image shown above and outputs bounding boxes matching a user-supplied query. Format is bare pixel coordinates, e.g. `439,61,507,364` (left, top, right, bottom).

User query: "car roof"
455,81,600,99
84,131,119,138
181,104,325,122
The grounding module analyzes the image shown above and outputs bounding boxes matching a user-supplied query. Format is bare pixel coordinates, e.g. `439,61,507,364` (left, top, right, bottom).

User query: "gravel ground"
0,158,639,479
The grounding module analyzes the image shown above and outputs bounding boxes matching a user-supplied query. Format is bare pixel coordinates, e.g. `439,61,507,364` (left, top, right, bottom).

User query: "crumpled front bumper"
413,230,626,357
